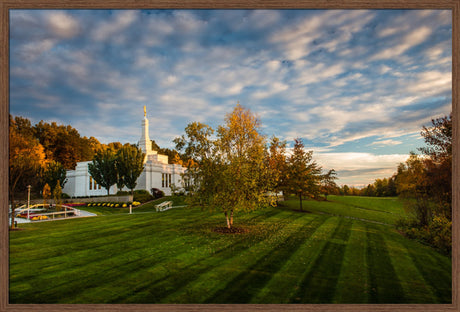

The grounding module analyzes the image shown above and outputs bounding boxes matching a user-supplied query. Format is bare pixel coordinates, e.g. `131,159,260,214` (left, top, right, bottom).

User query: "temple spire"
139,106,151,154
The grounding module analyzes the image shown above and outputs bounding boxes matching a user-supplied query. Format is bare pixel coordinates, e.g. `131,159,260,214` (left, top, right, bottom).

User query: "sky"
9,9,452,186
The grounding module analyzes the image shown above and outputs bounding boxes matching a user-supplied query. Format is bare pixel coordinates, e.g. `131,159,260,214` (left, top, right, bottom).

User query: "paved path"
9,209,97,226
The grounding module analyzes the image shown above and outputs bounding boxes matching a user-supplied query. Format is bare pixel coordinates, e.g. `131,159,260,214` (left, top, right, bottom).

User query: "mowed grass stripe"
328,196,406,215
10,226,198,302
201,215,329,304
365,224,405,303
121,210,305,303
148,212,318,304
289,217,353,303
332,220,369,303
10,213,199,268
282,198,398,225
10,209,246,303
382,231,437,303
9,197,452,304
249,216,340,303
400,237,452,303
69,209,295,303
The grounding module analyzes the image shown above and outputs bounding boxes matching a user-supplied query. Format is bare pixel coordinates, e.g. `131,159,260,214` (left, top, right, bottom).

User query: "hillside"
9,196,451,304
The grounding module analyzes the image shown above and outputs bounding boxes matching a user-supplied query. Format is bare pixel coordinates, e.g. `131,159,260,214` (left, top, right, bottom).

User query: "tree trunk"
230,210,234,227
225,211,231,229
299,193,303,211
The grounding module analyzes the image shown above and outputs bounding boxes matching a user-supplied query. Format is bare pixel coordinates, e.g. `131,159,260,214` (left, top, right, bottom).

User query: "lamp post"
27,185,31,220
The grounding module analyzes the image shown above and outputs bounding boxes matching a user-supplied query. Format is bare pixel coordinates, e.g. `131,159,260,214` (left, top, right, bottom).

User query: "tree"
418,113,452,218
174,121,216,205
33,120,96,169
116,144,145,197
42,160,67,192
214,103,273,228
267,136,288,199
285,138,322,211
320,169,338,200
9,116,46,228
419,113,452,162
175,104,274,229
53,180,62,211
88,148,118,195
43,183,51,208
396,153,431,226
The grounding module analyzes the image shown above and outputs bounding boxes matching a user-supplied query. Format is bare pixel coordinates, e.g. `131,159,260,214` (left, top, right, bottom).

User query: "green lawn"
9,196,451,304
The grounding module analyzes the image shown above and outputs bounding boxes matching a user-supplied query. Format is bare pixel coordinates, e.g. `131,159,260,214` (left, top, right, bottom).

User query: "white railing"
16,204,79,221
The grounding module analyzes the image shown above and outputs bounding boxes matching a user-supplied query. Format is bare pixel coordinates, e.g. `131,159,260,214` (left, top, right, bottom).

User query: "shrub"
133,190,154,203
429,215,452,254
396,215,452,255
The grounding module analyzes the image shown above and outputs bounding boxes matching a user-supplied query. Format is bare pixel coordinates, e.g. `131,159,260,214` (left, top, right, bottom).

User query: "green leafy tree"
88,149,118,195
214,103,273,228
42,160,67,191
175,104,274,229
320,169,338,200
116,144,145,197
286,138,322,211
174,121,216,203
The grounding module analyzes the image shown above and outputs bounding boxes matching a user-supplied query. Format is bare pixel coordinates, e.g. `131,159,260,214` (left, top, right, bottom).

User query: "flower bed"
63,203,86,207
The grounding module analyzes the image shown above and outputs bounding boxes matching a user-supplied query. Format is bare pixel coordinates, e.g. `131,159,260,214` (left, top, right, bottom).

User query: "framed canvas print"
1,0,458,311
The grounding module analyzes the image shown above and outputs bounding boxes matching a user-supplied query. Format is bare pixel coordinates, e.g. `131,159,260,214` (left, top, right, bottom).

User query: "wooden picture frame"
1,1,458,311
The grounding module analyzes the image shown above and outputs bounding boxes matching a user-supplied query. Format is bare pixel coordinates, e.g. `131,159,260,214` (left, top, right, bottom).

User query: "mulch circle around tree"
212,227,249,234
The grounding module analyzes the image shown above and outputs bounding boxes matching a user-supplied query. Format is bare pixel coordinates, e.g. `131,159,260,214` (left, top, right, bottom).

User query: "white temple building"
63,108,186,197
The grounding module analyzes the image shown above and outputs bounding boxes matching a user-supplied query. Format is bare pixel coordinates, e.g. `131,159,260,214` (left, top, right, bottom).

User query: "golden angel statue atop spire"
144,105,147,117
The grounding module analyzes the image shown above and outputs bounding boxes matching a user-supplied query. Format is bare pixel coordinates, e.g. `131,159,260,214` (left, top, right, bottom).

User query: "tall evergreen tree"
286,138,322,211
320,169,338,200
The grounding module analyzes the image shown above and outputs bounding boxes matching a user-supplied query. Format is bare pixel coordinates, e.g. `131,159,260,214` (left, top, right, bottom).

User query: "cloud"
314,152,408,185
371,26,432,60
370,139,403,147
91,10,138,42
47,12,80,38
9,9,452,185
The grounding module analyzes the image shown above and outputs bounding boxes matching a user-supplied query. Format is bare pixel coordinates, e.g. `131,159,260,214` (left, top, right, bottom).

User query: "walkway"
9,209,97,226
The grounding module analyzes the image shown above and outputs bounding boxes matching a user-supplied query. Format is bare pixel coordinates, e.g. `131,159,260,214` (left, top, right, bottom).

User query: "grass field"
9,196,451,304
